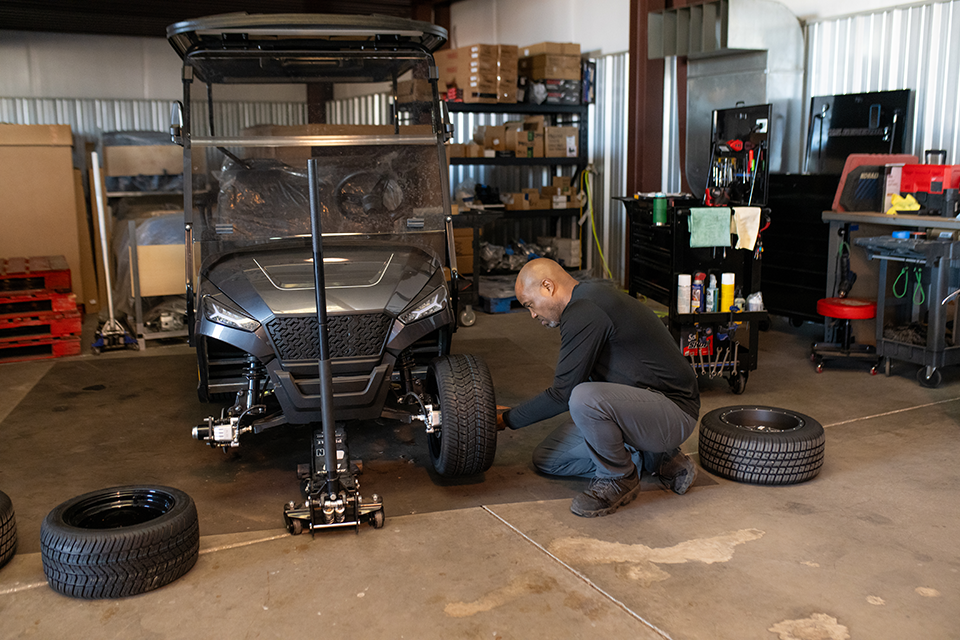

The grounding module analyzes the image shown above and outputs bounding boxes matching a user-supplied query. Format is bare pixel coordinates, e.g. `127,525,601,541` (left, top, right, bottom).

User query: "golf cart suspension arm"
193,355,266,447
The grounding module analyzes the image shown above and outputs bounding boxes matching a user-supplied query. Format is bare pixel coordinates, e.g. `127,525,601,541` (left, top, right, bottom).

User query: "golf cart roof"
167,13,448,58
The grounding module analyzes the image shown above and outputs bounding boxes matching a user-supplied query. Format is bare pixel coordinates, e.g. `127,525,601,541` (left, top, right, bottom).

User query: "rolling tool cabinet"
618,194,768,393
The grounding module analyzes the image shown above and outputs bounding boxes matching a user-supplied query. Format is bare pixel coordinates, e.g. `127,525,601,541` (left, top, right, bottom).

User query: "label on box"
681,330,713,357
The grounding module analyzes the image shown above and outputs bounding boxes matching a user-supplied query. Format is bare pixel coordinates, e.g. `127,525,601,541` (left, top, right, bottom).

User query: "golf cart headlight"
399,287,447,324
202,295,260,332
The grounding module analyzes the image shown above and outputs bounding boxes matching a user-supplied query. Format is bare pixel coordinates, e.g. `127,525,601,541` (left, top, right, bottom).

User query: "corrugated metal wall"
806,0,960,163
587,52,631,283
0,97,308,167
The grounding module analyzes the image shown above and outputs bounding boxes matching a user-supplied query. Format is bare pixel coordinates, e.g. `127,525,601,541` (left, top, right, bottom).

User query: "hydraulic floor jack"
282,158,385,535
90,151,138,354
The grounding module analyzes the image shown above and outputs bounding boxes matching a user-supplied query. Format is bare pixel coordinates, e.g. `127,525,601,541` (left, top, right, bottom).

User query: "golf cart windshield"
185,49,448,276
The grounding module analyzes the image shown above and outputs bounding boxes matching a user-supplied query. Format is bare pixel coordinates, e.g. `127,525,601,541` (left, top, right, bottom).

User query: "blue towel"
689,207,732,248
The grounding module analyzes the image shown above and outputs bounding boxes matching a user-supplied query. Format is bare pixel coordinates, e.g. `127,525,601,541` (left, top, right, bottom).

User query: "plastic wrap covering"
110,212,184,320
207,144,447,265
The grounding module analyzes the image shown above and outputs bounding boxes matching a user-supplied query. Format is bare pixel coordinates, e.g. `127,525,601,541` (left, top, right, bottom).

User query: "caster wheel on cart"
870,365,878,375
816,363,824,373
728,372,748,395
459,305,476,327
370,509,385,529
290,518,303,535
917,368,942,388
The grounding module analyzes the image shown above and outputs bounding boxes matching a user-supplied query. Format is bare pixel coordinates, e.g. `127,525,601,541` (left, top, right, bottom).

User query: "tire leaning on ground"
0,490,17,569
40,485,199,599
427,354,498,477
698,406,825,485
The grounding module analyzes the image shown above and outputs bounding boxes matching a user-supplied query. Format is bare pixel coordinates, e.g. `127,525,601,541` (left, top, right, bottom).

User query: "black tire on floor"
40,485,199,599
0,490,16,570
698,406,825,485
427,354,498,477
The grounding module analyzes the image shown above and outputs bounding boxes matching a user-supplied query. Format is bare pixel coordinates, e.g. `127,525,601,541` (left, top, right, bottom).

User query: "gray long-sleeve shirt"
503,281,700,429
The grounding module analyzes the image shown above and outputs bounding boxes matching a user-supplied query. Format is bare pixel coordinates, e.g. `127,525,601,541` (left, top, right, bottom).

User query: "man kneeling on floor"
497,258,700,517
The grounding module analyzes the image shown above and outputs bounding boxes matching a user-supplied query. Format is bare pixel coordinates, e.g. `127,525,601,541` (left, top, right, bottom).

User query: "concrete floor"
1,309,958,639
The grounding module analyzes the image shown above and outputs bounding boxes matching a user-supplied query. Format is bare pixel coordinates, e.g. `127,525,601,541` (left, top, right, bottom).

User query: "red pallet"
0,310,82,343
0,291,77,320
0,256,72,294
0,336,81,363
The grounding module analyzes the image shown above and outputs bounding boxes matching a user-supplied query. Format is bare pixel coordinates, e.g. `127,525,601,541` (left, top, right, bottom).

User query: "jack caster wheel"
816,363,823,373
459,306,476,327
370,509,384,529
290,518,303,535
917,368,942,388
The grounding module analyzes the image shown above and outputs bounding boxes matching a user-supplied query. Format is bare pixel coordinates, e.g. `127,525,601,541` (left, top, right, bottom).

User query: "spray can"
692,272,706,313
677,274,692,314
720,272,735,312
706,274,719,312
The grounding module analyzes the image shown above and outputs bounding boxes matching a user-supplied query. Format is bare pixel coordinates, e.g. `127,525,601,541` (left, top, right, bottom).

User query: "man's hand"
496,405,510,431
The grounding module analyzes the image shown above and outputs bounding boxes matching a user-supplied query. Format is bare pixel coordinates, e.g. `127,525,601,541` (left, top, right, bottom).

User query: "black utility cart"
618,194,768,394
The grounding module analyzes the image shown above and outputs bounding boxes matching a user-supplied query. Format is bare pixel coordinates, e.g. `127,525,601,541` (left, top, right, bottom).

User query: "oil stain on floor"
548,528,765,586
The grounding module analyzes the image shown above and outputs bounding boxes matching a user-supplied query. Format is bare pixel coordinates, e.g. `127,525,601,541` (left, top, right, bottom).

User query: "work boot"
658,448,698,495
570,467,641,518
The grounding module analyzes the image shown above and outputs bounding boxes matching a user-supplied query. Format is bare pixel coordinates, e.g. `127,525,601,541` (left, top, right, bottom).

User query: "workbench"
822,211,960,385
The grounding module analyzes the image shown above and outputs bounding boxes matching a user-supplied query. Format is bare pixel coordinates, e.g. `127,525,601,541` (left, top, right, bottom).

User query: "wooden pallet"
0,336,81,363
0,291,78,320
0,310,82,343
0,256,71,294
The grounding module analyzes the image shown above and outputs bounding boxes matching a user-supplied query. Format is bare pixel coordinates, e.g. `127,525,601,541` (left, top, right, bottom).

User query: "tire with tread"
0,490,16,570
698,406,824,485
427,354,497,477
40,485,199,599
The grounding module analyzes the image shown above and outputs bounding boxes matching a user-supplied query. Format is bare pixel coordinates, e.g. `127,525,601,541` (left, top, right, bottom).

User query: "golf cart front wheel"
426,354,497,477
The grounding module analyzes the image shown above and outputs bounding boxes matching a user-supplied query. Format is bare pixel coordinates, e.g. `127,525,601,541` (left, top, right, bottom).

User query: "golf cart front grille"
266,313,392,361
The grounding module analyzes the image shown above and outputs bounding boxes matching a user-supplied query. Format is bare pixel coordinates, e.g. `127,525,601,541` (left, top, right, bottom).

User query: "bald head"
515,258,579,328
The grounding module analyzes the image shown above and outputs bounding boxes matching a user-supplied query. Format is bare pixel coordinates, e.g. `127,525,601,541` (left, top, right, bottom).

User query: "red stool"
811,297,880,373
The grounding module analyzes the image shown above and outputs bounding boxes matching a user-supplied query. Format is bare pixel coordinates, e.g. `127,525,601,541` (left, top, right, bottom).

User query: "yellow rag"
886,193,920,215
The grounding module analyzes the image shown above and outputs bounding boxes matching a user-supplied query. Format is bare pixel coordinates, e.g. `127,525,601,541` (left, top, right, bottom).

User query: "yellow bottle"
721,273,735,312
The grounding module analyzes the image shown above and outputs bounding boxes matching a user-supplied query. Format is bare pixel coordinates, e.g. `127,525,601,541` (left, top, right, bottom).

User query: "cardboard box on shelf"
541,186,561,197
552,195,571,209
522,188,543,208
505,192,531,211
543,79,582,105
522,42,581,57
453,227,476,274
482,125,508,151
539,237,581,266
465,143,485,158
544,126,579,157
518,54,581,80
506,128,535,158
397,78,446,103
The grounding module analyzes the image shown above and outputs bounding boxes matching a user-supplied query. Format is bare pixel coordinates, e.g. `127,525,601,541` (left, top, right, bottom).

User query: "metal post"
307,158,340,497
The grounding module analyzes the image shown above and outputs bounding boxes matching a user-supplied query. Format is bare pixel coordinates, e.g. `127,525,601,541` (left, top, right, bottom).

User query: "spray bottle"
692,272,706,313
706,274,719,312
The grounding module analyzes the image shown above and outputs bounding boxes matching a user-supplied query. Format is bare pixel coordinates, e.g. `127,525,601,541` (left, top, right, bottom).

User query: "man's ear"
540,278,556,296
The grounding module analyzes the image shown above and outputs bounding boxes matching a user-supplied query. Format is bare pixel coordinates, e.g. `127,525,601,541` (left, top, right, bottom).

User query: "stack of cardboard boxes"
518,42,582,105
440,44,519,104
446,116,578,161
504,176,579,211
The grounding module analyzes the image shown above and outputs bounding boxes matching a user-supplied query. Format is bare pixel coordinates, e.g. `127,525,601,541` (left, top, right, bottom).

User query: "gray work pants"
532,382,697,479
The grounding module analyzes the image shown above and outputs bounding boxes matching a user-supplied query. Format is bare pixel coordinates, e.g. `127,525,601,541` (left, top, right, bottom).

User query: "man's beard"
544,320,559,328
